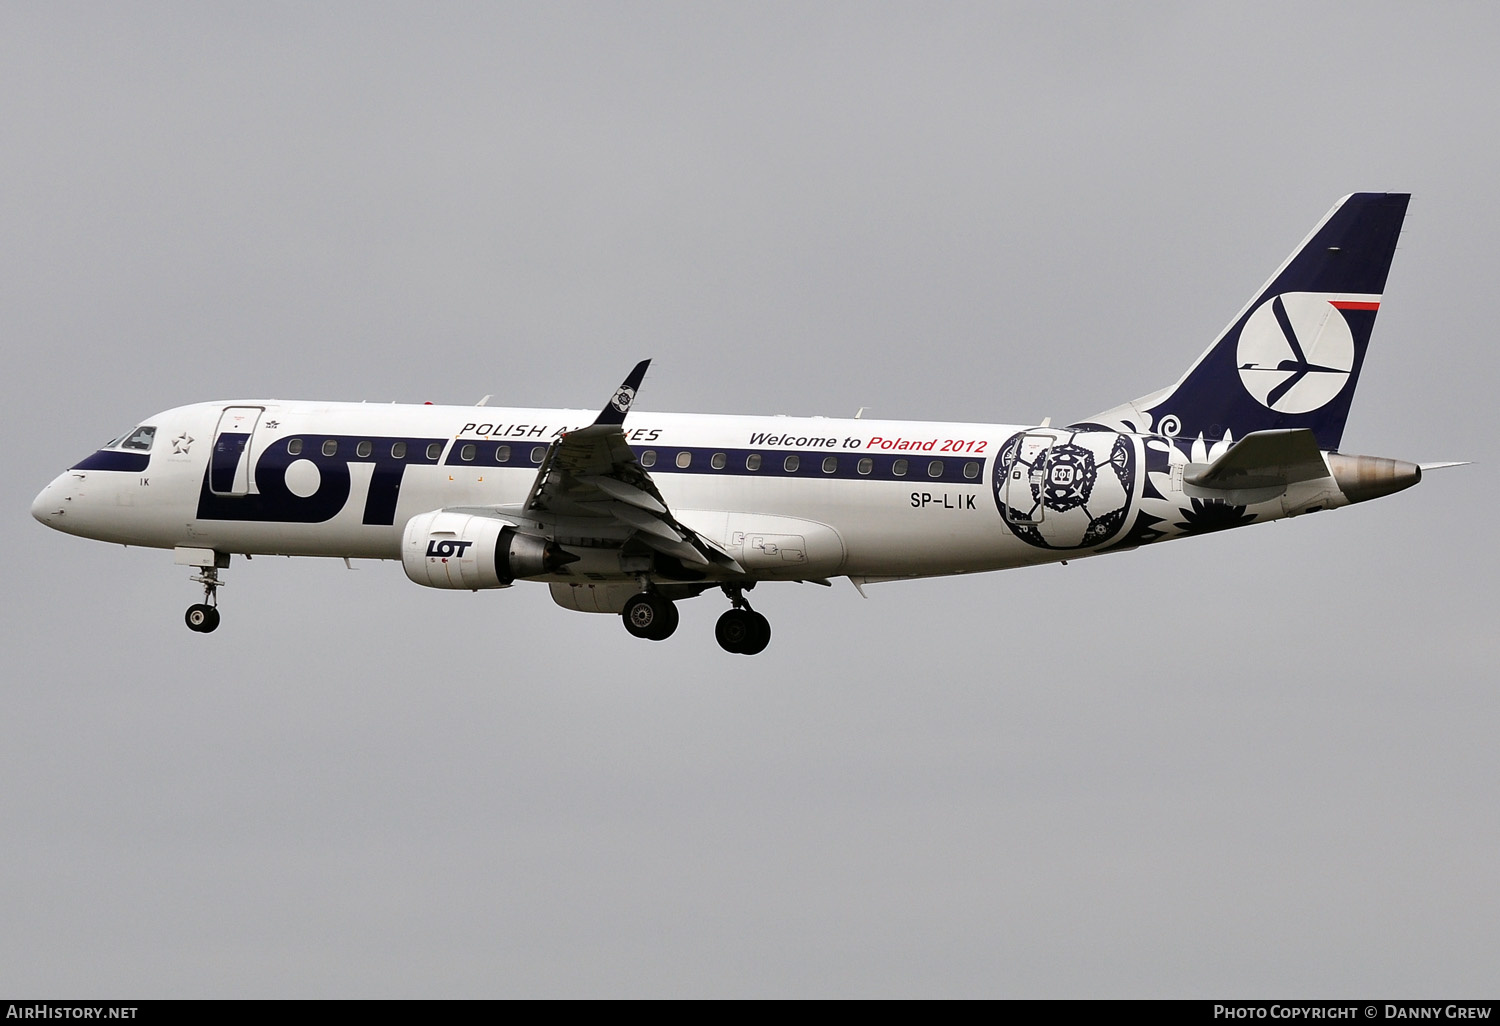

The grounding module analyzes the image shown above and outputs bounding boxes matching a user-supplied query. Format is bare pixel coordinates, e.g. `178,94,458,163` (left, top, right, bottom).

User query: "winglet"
594,359,651,426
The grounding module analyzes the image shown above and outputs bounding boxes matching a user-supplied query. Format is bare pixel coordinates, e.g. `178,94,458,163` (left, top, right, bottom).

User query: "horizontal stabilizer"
1183,428,1329,504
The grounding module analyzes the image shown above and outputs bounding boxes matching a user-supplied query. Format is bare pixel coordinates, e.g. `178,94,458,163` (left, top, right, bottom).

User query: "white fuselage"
31,398,1351,587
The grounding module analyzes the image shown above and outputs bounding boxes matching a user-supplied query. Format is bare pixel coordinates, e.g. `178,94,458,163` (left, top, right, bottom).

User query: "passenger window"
857,458,872,475
390,441,407,459
121,426,156,451
322,440,338,457
928,460,944,478
531,446,546,463
711,452,727,470
676,451,692,469
893,459,908,477
822,456,838,474
641,450,657,468
496,445,510,463
964,461,980,480
356,440,373,458
426,442,443,460
461,444,476,462
287,438,304,456
745,453,762,471
784,455,800,473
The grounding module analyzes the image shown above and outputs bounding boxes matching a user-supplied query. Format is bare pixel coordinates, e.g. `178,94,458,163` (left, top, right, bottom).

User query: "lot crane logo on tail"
1235,293,1357,413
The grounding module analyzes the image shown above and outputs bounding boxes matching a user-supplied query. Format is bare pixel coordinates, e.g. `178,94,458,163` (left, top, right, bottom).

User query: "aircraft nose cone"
32,478,60,525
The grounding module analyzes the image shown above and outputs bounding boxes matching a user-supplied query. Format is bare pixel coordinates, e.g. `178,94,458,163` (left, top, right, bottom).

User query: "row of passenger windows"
455,444,546,463
287,438,418,459
281,436,980,480
284,438,541,463
641,449,981,479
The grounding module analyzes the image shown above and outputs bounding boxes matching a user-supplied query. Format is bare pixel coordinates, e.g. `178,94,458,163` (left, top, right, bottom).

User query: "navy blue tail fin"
1090,193,1410,452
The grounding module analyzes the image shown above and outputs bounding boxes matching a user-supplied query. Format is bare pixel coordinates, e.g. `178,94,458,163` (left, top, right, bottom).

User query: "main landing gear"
621,590,679,641
617,582,772,654
714,584,769,655
184,563,223,634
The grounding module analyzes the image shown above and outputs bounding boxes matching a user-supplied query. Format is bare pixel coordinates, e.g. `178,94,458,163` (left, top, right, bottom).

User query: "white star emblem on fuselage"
172,434,193,454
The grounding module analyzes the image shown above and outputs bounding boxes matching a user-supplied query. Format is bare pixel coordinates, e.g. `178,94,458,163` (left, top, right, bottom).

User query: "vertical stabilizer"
1090,193,1409,451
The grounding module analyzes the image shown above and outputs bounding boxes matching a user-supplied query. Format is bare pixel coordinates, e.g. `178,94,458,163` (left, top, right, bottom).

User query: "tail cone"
1326,453,1421,504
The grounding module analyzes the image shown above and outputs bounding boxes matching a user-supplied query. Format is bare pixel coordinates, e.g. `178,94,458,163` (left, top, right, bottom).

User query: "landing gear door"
1002,432,1056,525
210,406,265,496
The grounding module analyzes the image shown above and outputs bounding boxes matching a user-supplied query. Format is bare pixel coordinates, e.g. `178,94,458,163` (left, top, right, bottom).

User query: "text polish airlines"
32,194,1454,654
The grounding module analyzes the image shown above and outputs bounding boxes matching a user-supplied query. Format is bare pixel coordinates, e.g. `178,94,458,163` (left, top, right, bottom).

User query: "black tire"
741,611,771,655
649,598,679,641
622,592,677,641
185,604,213,632
715,609,752,653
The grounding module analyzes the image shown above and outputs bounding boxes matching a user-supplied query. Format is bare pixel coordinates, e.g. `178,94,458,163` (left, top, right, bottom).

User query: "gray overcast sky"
4,2,1496,998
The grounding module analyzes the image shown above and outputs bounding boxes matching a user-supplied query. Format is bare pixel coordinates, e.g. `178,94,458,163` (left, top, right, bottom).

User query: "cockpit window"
120,426,156,451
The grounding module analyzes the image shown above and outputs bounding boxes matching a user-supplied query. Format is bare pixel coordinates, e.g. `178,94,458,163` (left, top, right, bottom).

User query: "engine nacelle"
401,510,567,590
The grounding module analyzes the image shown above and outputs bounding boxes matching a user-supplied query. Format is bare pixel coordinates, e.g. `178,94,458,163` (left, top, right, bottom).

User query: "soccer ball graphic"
992,430,1135,549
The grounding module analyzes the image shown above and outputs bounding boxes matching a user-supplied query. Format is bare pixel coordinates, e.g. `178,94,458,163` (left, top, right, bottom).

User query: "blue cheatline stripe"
275,434,449,465
444,441,547,468
71,450,151,472
442,441,986,485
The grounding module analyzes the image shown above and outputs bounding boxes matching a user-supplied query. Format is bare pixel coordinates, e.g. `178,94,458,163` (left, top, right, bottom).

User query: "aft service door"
209,406,265,496
1001,432,1057,526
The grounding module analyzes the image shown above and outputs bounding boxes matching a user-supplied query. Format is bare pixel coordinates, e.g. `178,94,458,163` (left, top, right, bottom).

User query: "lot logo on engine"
426,539,473,559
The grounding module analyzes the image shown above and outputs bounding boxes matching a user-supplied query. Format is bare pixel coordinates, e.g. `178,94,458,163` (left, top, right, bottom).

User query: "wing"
504,360,744,576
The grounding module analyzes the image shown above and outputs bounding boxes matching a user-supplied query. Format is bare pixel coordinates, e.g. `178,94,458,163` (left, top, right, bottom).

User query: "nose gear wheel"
184,563,224,633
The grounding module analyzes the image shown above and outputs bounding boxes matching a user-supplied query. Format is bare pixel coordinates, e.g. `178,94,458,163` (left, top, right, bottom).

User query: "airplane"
31,193,1455,654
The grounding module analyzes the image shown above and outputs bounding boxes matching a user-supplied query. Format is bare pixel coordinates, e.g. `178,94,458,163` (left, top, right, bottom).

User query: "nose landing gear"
185,563,223,633
185,603,219,632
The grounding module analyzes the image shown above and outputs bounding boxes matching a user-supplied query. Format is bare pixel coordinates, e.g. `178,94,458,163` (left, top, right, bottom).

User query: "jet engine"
401,510,570,590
